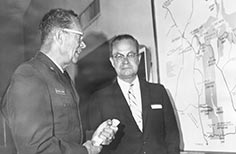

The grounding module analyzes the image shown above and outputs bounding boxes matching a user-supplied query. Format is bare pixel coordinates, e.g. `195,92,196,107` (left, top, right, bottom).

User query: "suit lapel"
64,71,83,141
139,79,151,135
112,81,131,117
113,80,143,132
63,71,80,102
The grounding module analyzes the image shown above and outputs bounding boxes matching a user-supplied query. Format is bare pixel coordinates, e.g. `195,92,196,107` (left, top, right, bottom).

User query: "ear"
109,57,115,67
138,53,141,61
54,29,64,46
137,53,142,64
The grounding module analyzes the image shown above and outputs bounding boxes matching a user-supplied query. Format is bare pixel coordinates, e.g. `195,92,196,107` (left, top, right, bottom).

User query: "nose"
122,56,130,64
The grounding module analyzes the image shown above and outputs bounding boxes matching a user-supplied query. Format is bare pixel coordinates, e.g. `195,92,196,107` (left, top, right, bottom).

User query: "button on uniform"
50,66,54,70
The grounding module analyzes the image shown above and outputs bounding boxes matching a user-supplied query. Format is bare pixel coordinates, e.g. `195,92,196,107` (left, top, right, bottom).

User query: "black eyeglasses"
112,52,139,61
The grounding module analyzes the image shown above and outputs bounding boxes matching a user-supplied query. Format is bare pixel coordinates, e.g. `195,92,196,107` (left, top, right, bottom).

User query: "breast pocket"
150,104,163,118
51,89,79,133
149,102,164,120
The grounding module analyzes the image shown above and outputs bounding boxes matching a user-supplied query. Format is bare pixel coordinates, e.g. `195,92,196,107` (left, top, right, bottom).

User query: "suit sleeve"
1,70,88,154
161,85,180,154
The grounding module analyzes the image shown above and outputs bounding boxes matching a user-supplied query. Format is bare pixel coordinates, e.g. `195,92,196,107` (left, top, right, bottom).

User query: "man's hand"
83,140,102,154
92,119,119,146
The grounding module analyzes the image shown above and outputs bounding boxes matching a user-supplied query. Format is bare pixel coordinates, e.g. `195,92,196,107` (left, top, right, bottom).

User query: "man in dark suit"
88,34,180,154
0,8,118,154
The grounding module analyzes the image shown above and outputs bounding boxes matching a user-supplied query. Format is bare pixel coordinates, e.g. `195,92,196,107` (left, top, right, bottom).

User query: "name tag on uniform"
151,104,162,109
55,88,66,95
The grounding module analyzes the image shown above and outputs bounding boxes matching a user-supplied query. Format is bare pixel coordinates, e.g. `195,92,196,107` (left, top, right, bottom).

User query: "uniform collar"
34,52,64,74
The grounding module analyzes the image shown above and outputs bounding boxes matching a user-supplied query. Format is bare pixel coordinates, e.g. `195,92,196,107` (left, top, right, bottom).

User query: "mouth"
121,66,132,70
75,50,81,56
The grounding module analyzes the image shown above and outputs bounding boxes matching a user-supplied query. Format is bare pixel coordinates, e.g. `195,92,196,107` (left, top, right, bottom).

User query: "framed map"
154,0,236,153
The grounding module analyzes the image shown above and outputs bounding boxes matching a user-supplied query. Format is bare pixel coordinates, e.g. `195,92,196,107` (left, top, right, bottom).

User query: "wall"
83,0,158,82
0,0,27,97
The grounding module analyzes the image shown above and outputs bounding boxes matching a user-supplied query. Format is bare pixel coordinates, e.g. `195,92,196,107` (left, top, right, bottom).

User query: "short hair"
109,34,139,57
39,8,79,43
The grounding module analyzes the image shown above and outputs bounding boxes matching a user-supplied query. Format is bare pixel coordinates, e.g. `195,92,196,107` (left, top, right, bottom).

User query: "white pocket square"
151,104,162,109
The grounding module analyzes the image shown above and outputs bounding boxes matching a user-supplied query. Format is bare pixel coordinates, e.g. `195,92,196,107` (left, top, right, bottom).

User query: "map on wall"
155,0,236,152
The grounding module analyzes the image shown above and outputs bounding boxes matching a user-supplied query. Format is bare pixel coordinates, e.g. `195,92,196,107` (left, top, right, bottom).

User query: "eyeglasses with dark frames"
112,52,139,61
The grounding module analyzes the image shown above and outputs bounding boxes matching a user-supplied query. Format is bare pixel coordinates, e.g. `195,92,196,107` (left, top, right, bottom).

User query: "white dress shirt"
117,76,143,131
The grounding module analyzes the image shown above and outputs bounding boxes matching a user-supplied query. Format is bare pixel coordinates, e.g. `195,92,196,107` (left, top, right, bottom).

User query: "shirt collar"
117,76,139,92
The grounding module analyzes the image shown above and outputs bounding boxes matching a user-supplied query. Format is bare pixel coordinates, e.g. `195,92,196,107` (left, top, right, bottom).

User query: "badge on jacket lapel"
55,88,66,95
151,104,162,109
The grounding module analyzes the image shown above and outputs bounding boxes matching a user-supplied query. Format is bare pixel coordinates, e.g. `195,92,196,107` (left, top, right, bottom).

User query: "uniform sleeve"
1,70,88,154
161,85,180,154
